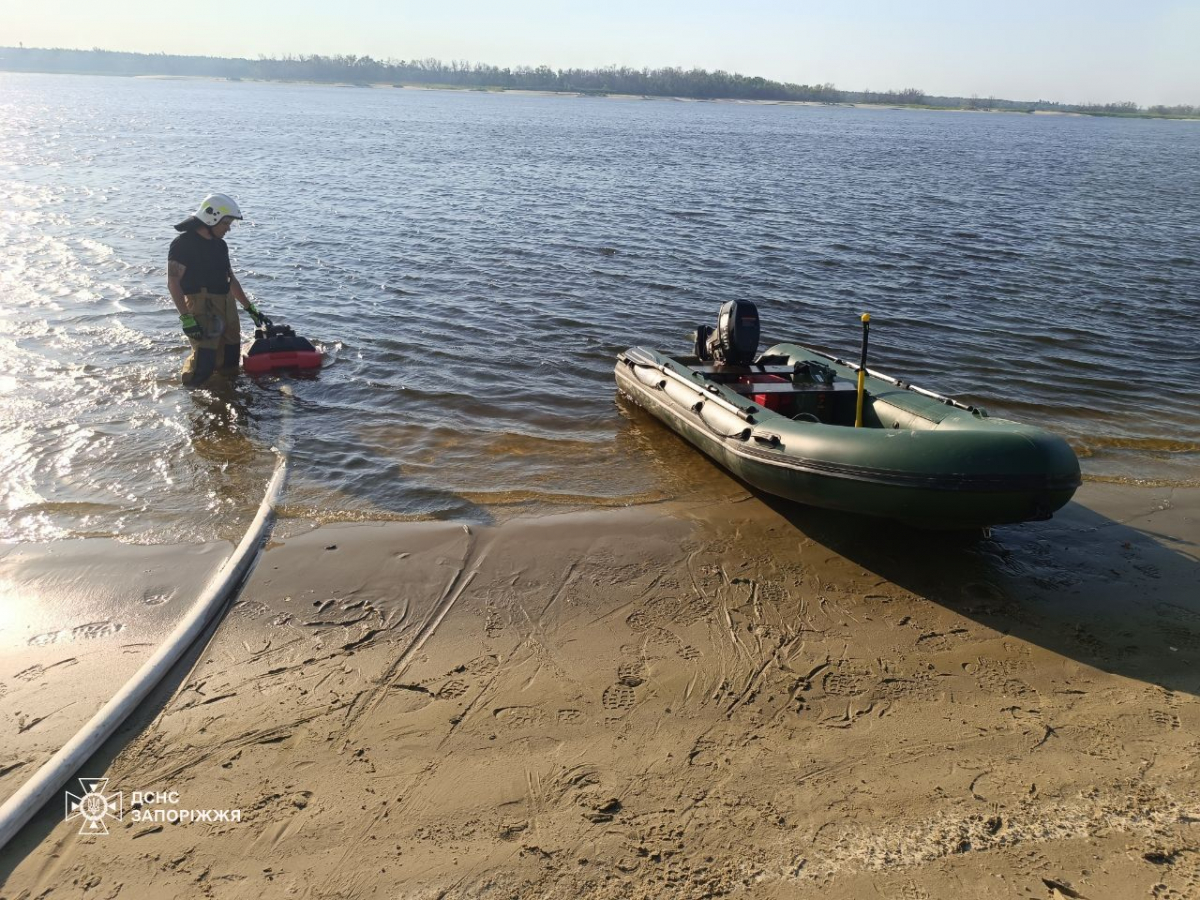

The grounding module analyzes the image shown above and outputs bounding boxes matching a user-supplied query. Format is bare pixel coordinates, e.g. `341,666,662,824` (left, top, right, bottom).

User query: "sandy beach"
1,480,1197,899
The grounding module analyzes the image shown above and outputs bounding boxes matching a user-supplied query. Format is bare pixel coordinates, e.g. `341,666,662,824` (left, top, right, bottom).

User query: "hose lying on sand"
0,454,288,852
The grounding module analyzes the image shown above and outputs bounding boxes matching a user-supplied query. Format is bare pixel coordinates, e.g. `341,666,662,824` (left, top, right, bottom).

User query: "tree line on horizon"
1,46,1195,118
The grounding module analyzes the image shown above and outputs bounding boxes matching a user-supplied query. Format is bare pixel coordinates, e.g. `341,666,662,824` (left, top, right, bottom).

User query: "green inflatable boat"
615,303,1081,529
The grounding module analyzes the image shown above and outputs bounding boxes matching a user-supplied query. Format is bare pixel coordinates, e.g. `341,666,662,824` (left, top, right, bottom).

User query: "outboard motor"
693,300,760,366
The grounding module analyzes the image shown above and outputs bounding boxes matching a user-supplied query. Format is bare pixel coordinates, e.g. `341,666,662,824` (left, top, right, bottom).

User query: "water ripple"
2,73,1199,541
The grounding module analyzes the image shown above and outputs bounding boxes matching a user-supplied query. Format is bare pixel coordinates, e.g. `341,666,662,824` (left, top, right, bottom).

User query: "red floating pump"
243,322,322,375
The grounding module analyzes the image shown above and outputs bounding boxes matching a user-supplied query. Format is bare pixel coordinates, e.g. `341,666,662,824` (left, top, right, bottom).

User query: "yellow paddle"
855,313,870,427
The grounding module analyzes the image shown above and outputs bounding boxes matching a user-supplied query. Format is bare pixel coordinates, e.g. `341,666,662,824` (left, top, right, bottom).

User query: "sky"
3,0,1198,106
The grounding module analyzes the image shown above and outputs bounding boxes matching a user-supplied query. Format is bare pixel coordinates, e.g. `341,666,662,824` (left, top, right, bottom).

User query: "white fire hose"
0,386,293,852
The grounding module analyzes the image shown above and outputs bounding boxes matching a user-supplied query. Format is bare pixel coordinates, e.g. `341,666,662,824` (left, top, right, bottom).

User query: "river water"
2,73,1198,544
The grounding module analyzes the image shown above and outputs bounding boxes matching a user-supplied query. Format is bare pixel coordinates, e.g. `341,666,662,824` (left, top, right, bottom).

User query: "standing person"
167,194,269,386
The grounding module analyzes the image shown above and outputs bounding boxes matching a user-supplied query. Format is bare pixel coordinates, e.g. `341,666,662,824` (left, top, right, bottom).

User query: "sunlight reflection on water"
2,73,1198,543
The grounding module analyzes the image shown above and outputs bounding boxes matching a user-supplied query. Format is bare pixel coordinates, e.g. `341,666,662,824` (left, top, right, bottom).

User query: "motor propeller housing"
693,300,760,366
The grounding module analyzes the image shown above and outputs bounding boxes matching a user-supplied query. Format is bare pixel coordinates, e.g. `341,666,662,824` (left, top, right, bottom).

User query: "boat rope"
801,347,984,414
622,350,756,423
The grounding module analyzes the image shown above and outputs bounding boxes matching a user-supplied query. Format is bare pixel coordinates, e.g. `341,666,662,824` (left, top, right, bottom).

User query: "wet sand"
0,541,230,797
1,483,1198,898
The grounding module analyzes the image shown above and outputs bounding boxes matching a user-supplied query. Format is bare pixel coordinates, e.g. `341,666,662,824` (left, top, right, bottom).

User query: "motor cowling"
693,300,760,366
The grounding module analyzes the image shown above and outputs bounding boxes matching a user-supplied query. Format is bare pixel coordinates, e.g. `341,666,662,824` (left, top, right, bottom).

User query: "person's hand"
180,314,203,339
246,302,271,328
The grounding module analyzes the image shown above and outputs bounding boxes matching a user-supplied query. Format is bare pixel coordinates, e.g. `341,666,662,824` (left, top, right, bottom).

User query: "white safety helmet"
175,193,244,231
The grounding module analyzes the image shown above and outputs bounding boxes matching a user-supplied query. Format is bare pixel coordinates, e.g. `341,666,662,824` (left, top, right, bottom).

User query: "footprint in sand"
231,600,269,620
1078,726,1124,760
915,628,969,653
602,684,636,715
875,673,940,702
1148,709,1181,730
437,679,468,700
484,611,504,638
465,655,499,677
756,580,788,604
652,594,715,628
970,657,1035,697
1145,686,1182,709
1148,848,1200,900
493,706,546,728
71,621,123,640
481,592,507,637
646,625,683,650
823,668,872,697
13,659,77,682
617,661,646,688
632,623,698,661
626,610,652,633
27,622,123,646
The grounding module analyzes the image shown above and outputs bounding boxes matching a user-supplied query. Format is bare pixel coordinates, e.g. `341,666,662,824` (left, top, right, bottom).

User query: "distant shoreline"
2,46,1197,120
5,69,1198,121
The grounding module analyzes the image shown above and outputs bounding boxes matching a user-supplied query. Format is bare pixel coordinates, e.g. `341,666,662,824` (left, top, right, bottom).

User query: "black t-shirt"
168,230,232,295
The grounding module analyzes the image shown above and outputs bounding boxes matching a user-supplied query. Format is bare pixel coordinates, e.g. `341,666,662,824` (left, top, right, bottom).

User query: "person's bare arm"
167,260,188,314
